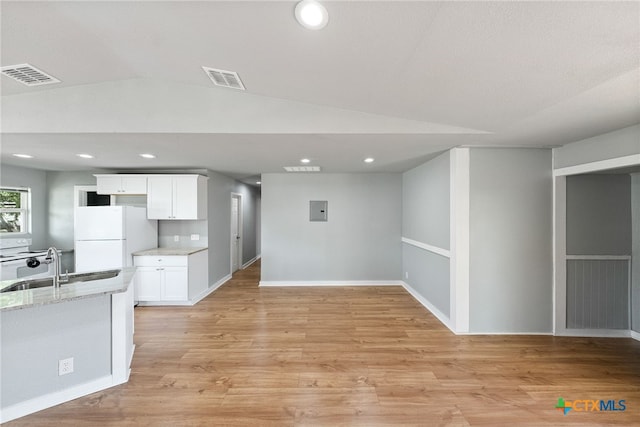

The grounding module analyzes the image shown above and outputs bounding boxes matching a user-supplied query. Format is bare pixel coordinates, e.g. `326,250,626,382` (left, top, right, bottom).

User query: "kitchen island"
0,268,136,423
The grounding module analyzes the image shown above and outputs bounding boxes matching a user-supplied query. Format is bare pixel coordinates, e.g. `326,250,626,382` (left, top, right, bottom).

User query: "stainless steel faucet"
45,247,68,288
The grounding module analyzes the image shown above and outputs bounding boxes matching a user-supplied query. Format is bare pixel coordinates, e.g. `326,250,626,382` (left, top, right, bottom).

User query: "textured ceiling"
1,1,639,180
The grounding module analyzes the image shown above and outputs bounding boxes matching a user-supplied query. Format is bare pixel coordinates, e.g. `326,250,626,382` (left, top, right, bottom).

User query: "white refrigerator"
74,206,158,273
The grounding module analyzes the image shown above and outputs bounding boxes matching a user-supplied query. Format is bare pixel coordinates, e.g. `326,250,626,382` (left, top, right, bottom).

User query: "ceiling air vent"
284,166,322,172
1,63,60,86
202,66,245,90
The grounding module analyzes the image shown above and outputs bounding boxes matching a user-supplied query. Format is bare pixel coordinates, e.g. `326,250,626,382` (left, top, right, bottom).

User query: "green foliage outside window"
0,189,27,233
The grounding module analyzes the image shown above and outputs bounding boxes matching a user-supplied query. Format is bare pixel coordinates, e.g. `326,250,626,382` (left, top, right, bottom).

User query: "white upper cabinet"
95,174,148,195
147,175,207,220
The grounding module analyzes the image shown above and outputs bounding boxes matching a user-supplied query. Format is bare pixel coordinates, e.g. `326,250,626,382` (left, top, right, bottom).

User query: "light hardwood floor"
7,260,640,426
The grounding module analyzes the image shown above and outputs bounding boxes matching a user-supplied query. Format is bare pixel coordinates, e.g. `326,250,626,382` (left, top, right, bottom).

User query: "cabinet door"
135,267,163,301
162,266,189,300
173,176,199,220
147,176,174,219
96,176,123,194
121,176,147,194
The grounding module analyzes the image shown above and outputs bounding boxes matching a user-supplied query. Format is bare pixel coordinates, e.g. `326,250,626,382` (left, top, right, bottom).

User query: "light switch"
310,200,328,222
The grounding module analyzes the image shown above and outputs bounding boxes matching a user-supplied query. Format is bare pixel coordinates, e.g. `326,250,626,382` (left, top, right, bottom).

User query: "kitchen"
0,166,261,422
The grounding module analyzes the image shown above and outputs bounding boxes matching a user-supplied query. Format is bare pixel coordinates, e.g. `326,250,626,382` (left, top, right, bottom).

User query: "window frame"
0,187,31,235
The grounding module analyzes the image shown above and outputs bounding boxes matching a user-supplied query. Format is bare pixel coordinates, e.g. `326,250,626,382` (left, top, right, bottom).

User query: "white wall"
553,124,640,169
0,164,48,248
402,151,451,317
261,173,402,282
469,148,553,333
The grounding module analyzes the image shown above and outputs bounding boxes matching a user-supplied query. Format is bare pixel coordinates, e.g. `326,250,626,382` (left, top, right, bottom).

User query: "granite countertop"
132,247,208,256
0,267,136,312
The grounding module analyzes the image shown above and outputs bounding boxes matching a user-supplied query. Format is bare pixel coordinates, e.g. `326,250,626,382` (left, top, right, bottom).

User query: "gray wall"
46,171,96,250
256,197,261,256
632,174,640,333
1,295,111,408
158,220,207,248
46,171,97,272
553,124,640,169
233,182,260,265
261,173,402,282
402,151,450,317
469,148,553,333
565,175,632,330
0,164,48,249
566,175,631,255
206,170,235,286
402,151,450,249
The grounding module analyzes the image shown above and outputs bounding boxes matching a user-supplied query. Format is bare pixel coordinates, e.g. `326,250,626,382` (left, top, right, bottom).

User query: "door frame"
230,192,243,273
553,154,639,337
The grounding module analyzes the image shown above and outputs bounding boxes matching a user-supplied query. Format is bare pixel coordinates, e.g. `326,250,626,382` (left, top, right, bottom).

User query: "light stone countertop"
132,247,208,256
0,267,136,312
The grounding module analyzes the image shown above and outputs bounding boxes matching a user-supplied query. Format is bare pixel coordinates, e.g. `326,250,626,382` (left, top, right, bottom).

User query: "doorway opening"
231,193,243,274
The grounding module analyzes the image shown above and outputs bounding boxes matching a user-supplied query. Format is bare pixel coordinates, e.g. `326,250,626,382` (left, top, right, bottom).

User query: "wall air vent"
1,64,60,86
202,66,245,90
284,166,322,172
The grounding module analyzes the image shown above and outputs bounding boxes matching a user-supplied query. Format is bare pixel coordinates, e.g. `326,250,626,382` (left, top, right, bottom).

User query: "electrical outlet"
58,357,74,376
405,271,409,280
190,234,199,241
174,235,180,242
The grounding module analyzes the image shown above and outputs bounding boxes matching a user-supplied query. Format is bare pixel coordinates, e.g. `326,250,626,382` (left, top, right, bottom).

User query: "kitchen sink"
0,269,121,293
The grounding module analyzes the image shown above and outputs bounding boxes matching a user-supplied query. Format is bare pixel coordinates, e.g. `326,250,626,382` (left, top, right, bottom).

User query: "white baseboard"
137,274,232,307
259,280,403,287
242,256,258,269
631,330,640,341
401,281,455,334
137,300,193,306
192,274,231,304
555,328,632,338
460,331,553,336
0,375,113,423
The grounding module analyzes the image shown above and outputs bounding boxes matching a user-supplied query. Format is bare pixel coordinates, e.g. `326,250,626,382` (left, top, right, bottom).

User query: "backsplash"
158,220,207,248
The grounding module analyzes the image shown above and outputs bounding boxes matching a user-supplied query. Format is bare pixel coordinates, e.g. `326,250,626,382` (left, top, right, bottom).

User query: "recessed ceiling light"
295,0,329,30
256,181,262,185
77,153,94,159
364,158,375,163
13,154,33,159
300,158,311,164
140,153,156,159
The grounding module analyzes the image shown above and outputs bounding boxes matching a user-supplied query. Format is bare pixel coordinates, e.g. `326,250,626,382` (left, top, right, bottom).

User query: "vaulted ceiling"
1,1,638,181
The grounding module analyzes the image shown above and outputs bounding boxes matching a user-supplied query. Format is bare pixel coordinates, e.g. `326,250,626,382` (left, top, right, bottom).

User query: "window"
0,188,30,234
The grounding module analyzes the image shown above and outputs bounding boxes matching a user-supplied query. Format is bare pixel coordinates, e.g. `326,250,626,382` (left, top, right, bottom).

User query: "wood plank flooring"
6,260,640,426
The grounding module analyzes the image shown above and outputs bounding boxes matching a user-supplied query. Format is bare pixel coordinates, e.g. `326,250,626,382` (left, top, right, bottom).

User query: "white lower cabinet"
134,250,207,304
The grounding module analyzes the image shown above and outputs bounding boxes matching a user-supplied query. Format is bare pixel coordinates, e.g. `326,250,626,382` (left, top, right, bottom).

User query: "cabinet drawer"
134,255,188,267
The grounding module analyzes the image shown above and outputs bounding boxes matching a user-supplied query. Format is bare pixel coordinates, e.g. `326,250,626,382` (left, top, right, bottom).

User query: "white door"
231,195,242,272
